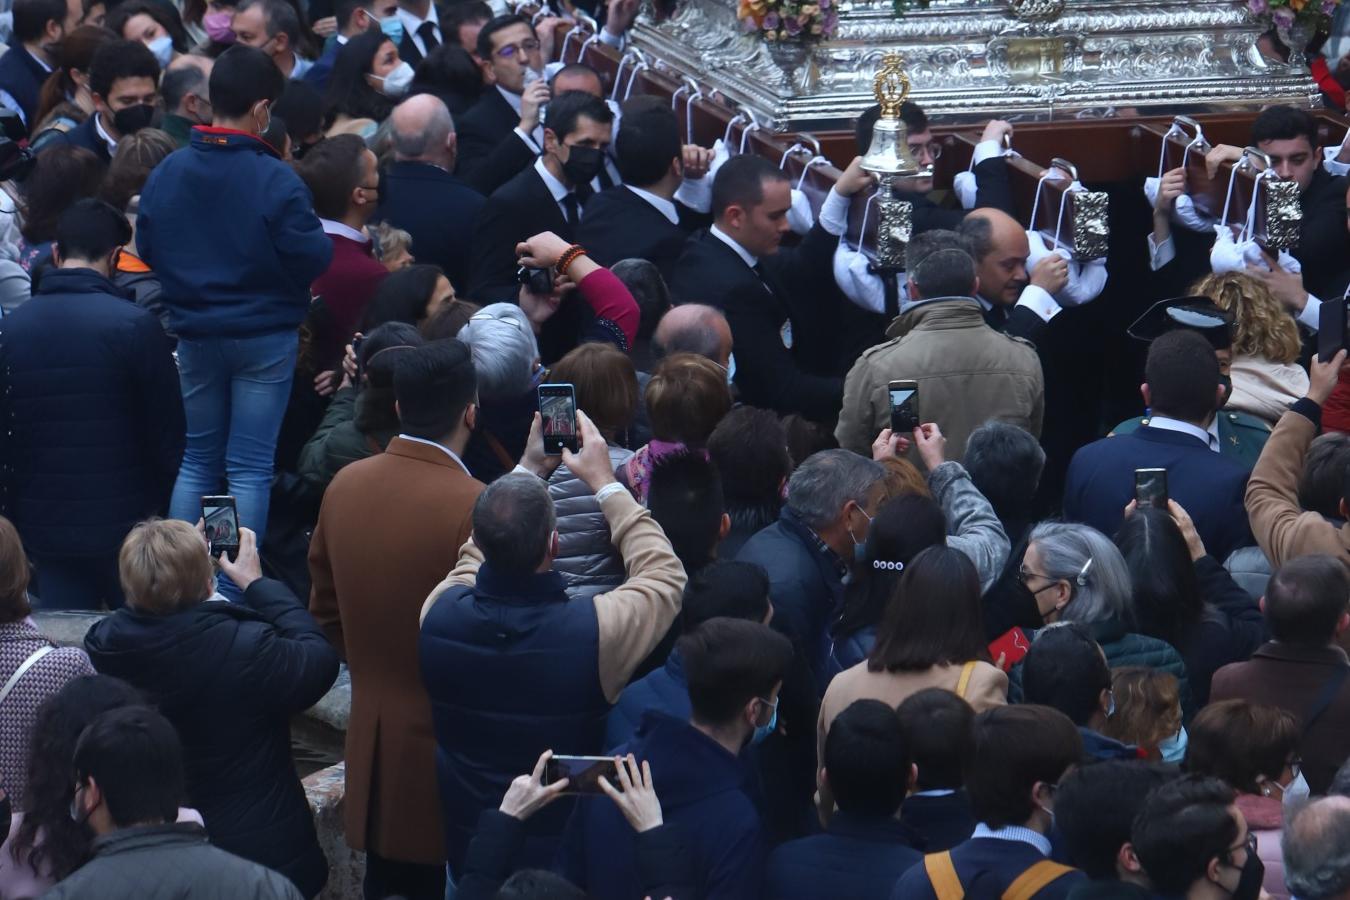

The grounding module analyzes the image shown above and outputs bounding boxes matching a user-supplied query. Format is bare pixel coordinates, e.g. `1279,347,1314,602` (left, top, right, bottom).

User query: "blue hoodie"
137,127,331,339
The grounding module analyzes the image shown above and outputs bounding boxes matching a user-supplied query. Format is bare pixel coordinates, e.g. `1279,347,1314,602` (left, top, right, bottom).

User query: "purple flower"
1248,0,1270,13
785,15,803,32
1323,0,1338,15
822,9,838,31
1272,5,1296,26
740,15,757,30
819,0,832,9
763,11,780,27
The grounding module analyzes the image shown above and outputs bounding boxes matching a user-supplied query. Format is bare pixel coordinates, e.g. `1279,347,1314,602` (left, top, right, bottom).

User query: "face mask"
850,507,874,563
203,11,236,44
378,14,404,45
69,783,91,825
561,144,604,186
1158,726,1188,763
256,102,270,137
371,61,413,98
112,103,156,136
725,352,736,384
1223,844,1265,900
1281,771,1311,809
146,35,174,67
1106,690,1116,717
750,696,778,746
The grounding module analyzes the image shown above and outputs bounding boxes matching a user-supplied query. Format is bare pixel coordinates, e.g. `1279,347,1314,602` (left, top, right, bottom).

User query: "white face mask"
147,35,174,68
1281,771,1312,810
372,61,414,98
725,352,736,384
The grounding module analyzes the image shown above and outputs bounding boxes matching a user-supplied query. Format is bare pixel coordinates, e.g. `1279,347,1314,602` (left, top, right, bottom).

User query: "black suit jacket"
911,156,1017,233
1295,166,1350,301
468,162,574,303
396,5,449,67
375,161,485,290
982,300,1049,347
455,88,537,197
577,186,709,280
669,225,843,423
52,114,112,164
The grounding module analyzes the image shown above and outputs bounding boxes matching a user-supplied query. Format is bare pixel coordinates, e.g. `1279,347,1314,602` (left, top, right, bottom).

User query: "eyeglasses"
1018,567,1052,585
1225,833,1258,859
906,141,943,161
495,39,540,59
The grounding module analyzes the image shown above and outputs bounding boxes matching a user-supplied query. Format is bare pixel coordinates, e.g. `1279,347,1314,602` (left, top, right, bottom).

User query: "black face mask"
112,104,156,136
560,144,604,186
1226,846,1264,900
1217,373,1233,411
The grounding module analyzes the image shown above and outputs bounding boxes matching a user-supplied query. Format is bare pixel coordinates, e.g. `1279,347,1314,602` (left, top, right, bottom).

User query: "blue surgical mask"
725,352,736,385
1158,726,1188,763
851,507,874,563
147,35,174,68
379,14,404,46
750,696,778,746
1106,690,1115,718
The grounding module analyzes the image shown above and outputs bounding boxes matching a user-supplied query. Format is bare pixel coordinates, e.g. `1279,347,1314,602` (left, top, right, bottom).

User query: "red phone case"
988,627,1031,671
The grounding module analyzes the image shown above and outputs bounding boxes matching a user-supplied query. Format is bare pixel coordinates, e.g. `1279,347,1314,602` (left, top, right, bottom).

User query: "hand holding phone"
538,384,579,455
888,380,920,433
543,755,621,795
1134,468,1168,510
201,496,240,561
499,750,571,821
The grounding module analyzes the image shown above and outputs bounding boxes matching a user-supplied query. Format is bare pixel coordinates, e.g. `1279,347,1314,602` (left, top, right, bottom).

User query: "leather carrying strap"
924,852,964,900
0,645,53,707
1303,665,1350,736
1004,860,1076,900
956,660,977,699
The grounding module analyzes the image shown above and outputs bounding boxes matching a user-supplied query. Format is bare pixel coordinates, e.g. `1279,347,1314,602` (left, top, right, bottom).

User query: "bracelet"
555,244,587,276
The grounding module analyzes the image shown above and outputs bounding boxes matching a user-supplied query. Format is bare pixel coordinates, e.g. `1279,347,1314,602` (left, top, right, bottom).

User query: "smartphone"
888,380,920,433
516,265,554,295
543,755,621,795
201,495,240,561
988,627,1031,671
1319,290,1349,363
538,384,579,455
1134,468,1168,510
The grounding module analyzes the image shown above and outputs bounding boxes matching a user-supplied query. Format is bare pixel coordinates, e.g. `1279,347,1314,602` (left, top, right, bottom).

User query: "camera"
516,264,553,295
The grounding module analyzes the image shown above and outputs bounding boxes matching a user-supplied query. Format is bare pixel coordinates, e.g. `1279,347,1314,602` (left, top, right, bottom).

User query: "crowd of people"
0,0,1346,897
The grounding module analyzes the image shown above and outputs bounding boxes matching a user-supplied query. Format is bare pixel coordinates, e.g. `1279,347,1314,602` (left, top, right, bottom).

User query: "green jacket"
297,387,396,499
1111,410,1271,470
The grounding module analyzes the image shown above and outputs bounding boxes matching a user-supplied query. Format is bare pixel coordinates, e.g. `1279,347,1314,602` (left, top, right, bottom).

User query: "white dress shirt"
397,434,471,475
626,185,679,225
498,84,545,153
396,3,441,57
93,113,118,157
970,823,1052,857
975,285,1061,324
1146,414,1221,452
319,219,369,242
710,224,758,268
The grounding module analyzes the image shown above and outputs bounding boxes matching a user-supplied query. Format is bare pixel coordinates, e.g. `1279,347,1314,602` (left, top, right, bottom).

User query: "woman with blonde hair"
1192,271,1309,424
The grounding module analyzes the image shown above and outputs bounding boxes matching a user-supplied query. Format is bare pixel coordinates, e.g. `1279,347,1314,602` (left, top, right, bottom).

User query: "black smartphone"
543,755,621,795
1319,290,1349,363
201,495,240,561
1134,468,1168,510
888,380,920,433
517,265,554,296
538,384,579,455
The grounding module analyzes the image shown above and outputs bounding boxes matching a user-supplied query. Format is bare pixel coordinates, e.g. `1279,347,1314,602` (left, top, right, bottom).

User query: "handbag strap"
924,852,965,900
1303,665,1350,736
956,660,977,699
0,645,53,707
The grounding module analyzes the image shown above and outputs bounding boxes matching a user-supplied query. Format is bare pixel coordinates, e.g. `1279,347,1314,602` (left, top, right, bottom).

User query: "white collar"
710,224,758,268
320,218,369,243
397,434,471,476
396,3,438,28
93,113,117,156
626,185,679,225
975,294,994,312
971,822,1052,857
24,47,53,73
496,84,523,114
336,34,349,44
290,54,313,79
1146,415,1220,452
911,789,957,798
534,156,571,202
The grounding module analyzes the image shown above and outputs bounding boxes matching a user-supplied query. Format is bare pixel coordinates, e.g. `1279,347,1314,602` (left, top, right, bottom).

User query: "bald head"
1285,796,1350,900
653,304,733,369
958,207,1031,307
391,94,456,168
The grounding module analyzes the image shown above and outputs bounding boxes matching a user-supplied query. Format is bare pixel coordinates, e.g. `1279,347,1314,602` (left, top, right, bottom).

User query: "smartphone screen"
1134,468,1168,510
543,755,620,795
201,496,240,560
1319,293,1348,363
538,384,579,455
888,380,920,433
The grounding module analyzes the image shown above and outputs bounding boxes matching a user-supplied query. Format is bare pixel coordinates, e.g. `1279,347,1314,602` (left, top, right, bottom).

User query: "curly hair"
1192,271,1301,364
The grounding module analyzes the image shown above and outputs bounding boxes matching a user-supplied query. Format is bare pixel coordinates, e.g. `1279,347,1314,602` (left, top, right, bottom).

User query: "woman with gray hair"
1016,521,1193,716
458,303,543,483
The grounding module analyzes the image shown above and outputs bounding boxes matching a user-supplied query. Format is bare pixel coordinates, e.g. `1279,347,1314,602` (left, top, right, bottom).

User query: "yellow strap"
1003,860,1076,900
955,660,977,699
923,852,965,900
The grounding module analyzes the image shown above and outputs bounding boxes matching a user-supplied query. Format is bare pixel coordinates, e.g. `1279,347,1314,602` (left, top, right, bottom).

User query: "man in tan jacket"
834,229,1044,462
1246,348,1350,569
419,409,686,873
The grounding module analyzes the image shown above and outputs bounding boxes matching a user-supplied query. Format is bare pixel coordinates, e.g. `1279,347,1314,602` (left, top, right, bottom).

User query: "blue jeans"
169,331,298,546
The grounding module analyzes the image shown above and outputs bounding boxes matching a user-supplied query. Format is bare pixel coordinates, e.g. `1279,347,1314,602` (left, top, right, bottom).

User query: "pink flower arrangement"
737,0,837,42
1248,0,1340,39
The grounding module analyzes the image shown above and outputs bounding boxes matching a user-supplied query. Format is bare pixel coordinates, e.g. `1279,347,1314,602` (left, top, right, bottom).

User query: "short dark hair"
896,688,975,791
707,407,791,511
966,705,1082,829
549,62,602,93
1187,699,1301,794
89,39,159,100
1021,623,1111,727
681,560,770,631
56,198,132,261
964,421,1046,521
1055,761,1173,879
73,706,184,829
905,229,976,299
14,0,67,44
239,0,299,43
161,63,208,113
295,132,367,220
615,96,681,187
1144,329,1220,423
475,13,534,61
333,0,366,31
611,259,671,342
209,44,285,119
679,617,793,727
869,546,989,672
825,699,911,817
362,263,444,331
272,78,324,145
444,0,491,45
854,100,928,155
544,89,611,144
712,153,788,220
471,474,556,572
1251,105,1318,149
647,452,724,575
1132,775,1239,896
1300,432,1350,519
391,338,476,440
1264,555,1350,645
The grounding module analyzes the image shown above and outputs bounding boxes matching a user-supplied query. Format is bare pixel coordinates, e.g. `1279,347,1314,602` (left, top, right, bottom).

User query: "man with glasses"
1132,775,1266,900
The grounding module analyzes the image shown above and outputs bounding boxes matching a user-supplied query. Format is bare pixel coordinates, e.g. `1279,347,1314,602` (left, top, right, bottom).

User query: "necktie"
561,193,580,232
417,21,440,53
